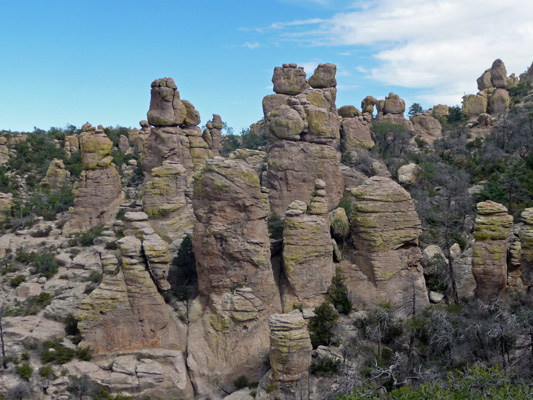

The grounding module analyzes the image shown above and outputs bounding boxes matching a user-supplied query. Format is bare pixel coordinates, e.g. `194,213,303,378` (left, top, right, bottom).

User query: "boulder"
490,59,508,88
308,63,337,88
463,94,488,119
118,135,130,153
272,64,307,95
202,114,223,156
472,201,513,302
267,105,305,141
431,104,449,117
411,114,442,144
361,96,378,114
489,88,510,114
338,105,361,118
79,125,114,170
341,117,374,151
147,78,186,127
397,163,420,185
383,92,405,115
477,69,492,91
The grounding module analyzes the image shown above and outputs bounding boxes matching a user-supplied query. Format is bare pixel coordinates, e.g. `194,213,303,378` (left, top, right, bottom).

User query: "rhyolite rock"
361,96,378,114
41,158,70,191
490,59,508,88
78,236,185,353
341,117,374,151
264,63,343,215
411,114,442,144
488,88,510,114
65,123,122,234
0,192,13,222
308,63,337,88
281,182,334,310
0,136,8,164
272,64,307,95
463,94,488,119
187,157,281,396
472,201,513,302
338,105,361,118
344,176,429,311
520,208,533,299
397,163,420,185
147,77,187,127
202,114,223,156
255,311,312,400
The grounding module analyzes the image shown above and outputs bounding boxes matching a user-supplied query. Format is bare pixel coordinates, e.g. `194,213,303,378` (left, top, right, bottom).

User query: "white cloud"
268,0,533,106
242,42,261,49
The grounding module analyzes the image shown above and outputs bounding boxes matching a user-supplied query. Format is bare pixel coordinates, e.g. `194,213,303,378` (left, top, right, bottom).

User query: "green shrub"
39,364,54,379
233,375,250,389
267,213,284,240
64,314,80,336
77,225,105,246
76,346,93,361
308,302,339,348
310,357,341,374
15,249,37,263
16,362,32,380
10,274,25,287
33,252,58,278
41,340,75,364
327,269,352,315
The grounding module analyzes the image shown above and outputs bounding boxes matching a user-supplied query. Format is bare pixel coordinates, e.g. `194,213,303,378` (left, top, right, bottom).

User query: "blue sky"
1,0,533,134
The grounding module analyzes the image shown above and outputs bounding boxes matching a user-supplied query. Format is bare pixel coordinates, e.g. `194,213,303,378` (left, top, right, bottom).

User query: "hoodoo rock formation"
344,176,429,311
472,201,514,302
520,208,533,299
64,123,122,234
142,77,211,249
264,63,344,215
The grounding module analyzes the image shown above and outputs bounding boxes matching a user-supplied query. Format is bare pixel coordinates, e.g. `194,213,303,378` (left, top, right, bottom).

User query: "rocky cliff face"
472,201,514,302
520,208,533,300
264,63,344,215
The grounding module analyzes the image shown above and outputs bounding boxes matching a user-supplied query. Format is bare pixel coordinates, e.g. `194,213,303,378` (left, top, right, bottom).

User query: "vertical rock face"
340,116,374,152
188,157,281,395
65,123,122,234
78,236,183,353
520,208,533,299
41,158,70,190
0,136,9,165
0,192,13,222
142,78,211,248
261,311,312,400
264,63,343,215
347,176,428,311
472,201,513,302
410,114,442,145
281,181,334,311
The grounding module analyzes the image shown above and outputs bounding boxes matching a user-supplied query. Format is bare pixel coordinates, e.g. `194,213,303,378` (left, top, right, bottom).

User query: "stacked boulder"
64,123,122,234
345,176,429,311
339,104,374,157
375,92,414,132
202,113,223,156
141,77,211,249
471,201,513,302
187,157,281,396
463,59,518,120
281,180,334,311
263,63,344,215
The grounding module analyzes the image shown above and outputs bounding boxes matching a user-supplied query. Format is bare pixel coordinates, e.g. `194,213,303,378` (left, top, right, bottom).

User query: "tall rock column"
281,180,334,311
264,63,344,215
187,157,281,397
520,208,533,300
348,176,429,311
256,311,312,400
141,77,211,249
472,201,513,302
64,123,122,234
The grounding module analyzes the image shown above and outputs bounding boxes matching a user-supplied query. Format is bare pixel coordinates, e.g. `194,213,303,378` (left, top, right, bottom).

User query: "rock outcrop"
187,157,281,396
264,63,344,215
0,136,9,164
41,158,70,190
142,78,211,249
202,114,223,156
256,311,312,400
0,192,13,222
411,114,442,144
64,123,122,234
520,208,533,300
472,201,513,302
281,181,334,310
344,176,429,311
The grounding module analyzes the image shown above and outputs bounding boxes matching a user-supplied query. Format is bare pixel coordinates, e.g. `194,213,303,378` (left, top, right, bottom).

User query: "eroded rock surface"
472,201,513,302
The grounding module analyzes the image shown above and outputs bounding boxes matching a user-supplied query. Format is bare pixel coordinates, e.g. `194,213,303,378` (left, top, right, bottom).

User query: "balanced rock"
490,59,508,88
383,92,405,115
361,96,378,114
147,78,187,127
488,88,510,114
202,114,223,156
472,201,513,302
308,63,337,88
272,64,307,95
338,105,361,118
463,94,488,119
